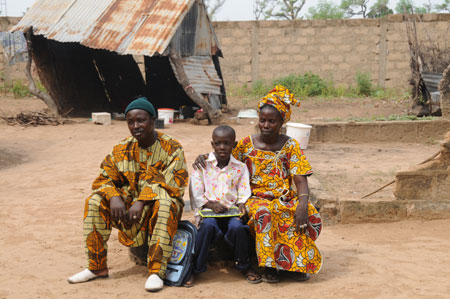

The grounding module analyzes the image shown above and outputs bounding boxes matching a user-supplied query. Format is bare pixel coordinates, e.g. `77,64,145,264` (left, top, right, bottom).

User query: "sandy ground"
1,97,449,298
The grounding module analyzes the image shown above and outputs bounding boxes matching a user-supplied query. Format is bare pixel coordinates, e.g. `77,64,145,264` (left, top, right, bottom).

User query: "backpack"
165,220,197,286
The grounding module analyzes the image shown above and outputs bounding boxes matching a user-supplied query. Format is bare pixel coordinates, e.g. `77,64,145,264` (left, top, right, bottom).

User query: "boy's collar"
206,152,239,166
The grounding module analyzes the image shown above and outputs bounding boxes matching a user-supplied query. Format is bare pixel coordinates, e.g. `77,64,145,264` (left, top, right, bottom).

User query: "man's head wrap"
125,97,156,117
258,85,300,123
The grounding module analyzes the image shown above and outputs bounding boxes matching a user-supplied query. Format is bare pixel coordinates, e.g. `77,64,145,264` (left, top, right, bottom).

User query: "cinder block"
92,112,111,125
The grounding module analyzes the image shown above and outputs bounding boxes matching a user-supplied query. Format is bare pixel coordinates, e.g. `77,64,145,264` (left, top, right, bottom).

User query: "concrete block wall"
440,64,450,118
213,14,450,91
1,15,449,92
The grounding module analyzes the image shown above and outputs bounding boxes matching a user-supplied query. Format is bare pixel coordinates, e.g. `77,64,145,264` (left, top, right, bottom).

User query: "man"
68,97,188,292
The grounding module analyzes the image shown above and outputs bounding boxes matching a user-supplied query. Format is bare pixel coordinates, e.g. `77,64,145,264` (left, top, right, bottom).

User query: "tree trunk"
24,28,59,116
168,49,221,125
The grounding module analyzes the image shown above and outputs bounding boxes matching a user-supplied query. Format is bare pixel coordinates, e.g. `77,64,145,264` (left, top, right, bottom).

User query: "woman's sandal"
261,268,279,283
290,272,310,282
242,268,262,284
182,274,195,288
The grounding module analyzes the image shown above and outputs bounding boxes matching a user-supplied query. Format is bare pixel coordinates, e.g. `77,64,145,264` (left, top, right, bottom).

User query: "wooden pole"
24,27,59,116
361,150,441,199
168,48,221,125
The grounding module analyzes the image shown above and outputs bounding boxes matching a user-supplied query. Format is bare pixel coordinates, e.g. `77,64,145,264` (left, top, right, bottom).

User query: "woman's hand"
293,175,310,234
238,203,246,217
110,196,127,222
294,201,308,234
192,154,208,170
128,200,145,223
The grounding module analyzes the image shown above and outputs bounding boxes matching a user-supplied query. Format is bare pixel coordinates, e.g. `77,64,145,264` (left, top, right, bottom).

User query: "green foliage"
36,81,47,93
272,72,328,97
259,0,307,20
355,72,372,96
254,0,276,20
307,0,345,19
367,0,393,18
435,0,450,12
395,0,414,13
251,79,272,97
340,0,370,18
12,80,31,98
230,72,410,108
414,6,428,13
204,0,226,19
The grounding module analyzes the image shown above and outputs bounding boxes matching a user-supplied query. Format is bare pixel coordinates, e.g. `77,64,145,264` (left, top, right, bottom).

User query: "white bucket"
158,108,174,125
286,122,312,149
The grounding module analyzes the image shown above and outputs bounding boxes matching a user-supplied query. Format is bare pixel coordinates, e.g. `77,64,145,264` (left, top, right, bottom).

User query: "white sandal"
144,274,164,292
67,269,108,284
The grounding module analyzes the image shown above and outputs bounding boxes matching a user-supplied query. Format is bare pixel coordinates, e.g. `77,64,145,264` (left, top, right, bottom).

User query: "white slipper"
67,269,108,284
145,274,164,292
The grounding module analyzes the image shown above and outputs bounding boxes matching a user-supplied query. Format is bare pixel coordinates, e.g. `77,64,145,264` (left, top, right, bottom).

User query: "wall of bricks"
213,14,450,91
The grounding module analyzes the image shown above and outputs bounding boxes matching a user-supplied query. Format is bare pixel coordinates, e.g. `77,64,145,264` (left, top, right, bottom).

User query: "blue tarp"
0,31,28,65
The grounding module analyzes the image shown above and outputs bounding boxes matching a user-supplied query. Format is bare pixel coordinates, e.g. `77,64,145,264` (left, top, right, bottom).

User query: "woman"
195,86,322,282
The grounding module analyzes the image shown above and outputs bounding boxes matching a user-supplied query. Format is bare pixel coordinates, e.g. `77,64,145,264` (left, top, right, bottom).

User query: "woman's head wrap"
258,85,300,123
125,97,156,116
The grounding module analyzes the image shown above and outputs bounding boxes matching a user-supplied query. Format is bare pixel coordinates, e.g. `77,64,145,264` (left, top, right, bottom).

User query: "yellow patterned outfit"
232,137,322,274
83,132,188,278
230,84,322,274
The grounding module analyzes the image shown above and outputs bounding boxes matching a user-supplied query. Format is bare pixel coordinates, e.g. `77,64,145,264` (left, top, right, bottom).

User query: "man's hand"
204,201,228,214
129,200,145,223
110,196,127,222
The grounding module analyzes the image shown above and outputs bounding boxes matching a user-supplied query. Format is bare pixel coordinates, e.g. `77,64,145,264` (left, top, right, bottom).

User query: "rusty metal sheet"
181,56,222,95
422,71,443,93
12,0,201,57
47,0,114,43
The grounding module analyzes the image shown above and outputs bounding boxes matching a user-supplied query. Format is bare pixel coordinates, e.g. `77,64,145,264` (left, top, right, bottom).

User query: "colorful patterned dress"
83,132,188,278
232,136,322,274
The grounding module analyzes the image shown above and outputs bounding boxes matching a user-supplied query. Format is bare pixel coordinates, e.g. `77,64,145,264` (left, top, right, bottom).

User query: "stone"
91,112,111,125
199,119,209,126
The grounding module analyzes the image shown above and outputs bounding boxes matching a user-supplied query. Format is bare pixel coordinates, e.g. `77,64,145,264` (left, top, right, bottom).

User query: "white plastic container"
158,108,174,125
286,122,312,149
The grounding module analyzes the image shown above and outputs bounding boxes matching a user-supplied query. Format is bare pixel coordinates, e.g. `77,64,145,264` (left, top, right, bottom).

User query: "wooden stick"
361,150,441,199
168,48,221,125
23,28,59,116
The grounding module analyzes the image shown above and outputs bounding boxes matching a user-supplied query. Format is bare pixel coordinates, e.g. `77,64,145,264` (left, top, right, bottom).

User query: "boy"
187,125,261,286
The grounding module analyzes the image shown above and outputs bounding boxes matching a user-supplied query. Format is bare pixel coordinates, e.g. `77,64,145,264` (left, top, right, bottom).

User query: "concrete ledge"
395,170,450,201
322,199,450,224
310,119,450,143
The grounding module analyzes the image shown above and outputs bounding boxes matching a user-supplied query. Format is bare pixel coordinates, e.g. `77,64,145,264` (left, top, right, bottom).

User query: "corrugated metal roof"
182,56,222,95
422,71,443,93
12,0,196,56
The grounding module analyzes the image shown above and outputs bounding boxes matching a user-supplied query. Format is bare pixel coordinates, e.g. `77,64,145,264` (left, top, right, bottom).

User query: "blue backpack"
165,220,197,286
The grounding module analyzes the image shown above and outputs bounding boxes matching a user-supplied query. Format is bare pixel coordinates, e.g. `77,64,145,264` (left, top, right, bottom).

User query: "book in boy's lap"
198,206,242,218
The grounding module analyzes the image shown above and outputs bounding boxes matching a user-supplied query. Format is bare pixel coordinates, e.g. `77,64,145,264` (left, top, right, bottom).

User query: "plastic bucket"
158,108,174,125
286,122,312,149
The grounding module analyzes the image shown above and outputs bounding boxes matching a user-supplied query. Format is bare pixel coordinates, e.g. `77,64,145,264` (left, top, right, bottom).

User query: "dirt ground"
1,97,449,298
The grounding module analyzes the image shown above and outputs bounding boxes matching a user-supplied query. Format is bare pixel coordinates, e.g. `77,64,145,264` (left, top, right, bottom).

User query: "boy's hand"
204,201,228,213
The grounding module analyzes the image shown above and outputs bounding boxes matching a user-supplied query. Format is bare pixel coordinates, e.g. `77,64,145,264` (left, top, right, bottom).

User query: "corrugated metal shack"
12,0,226,118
